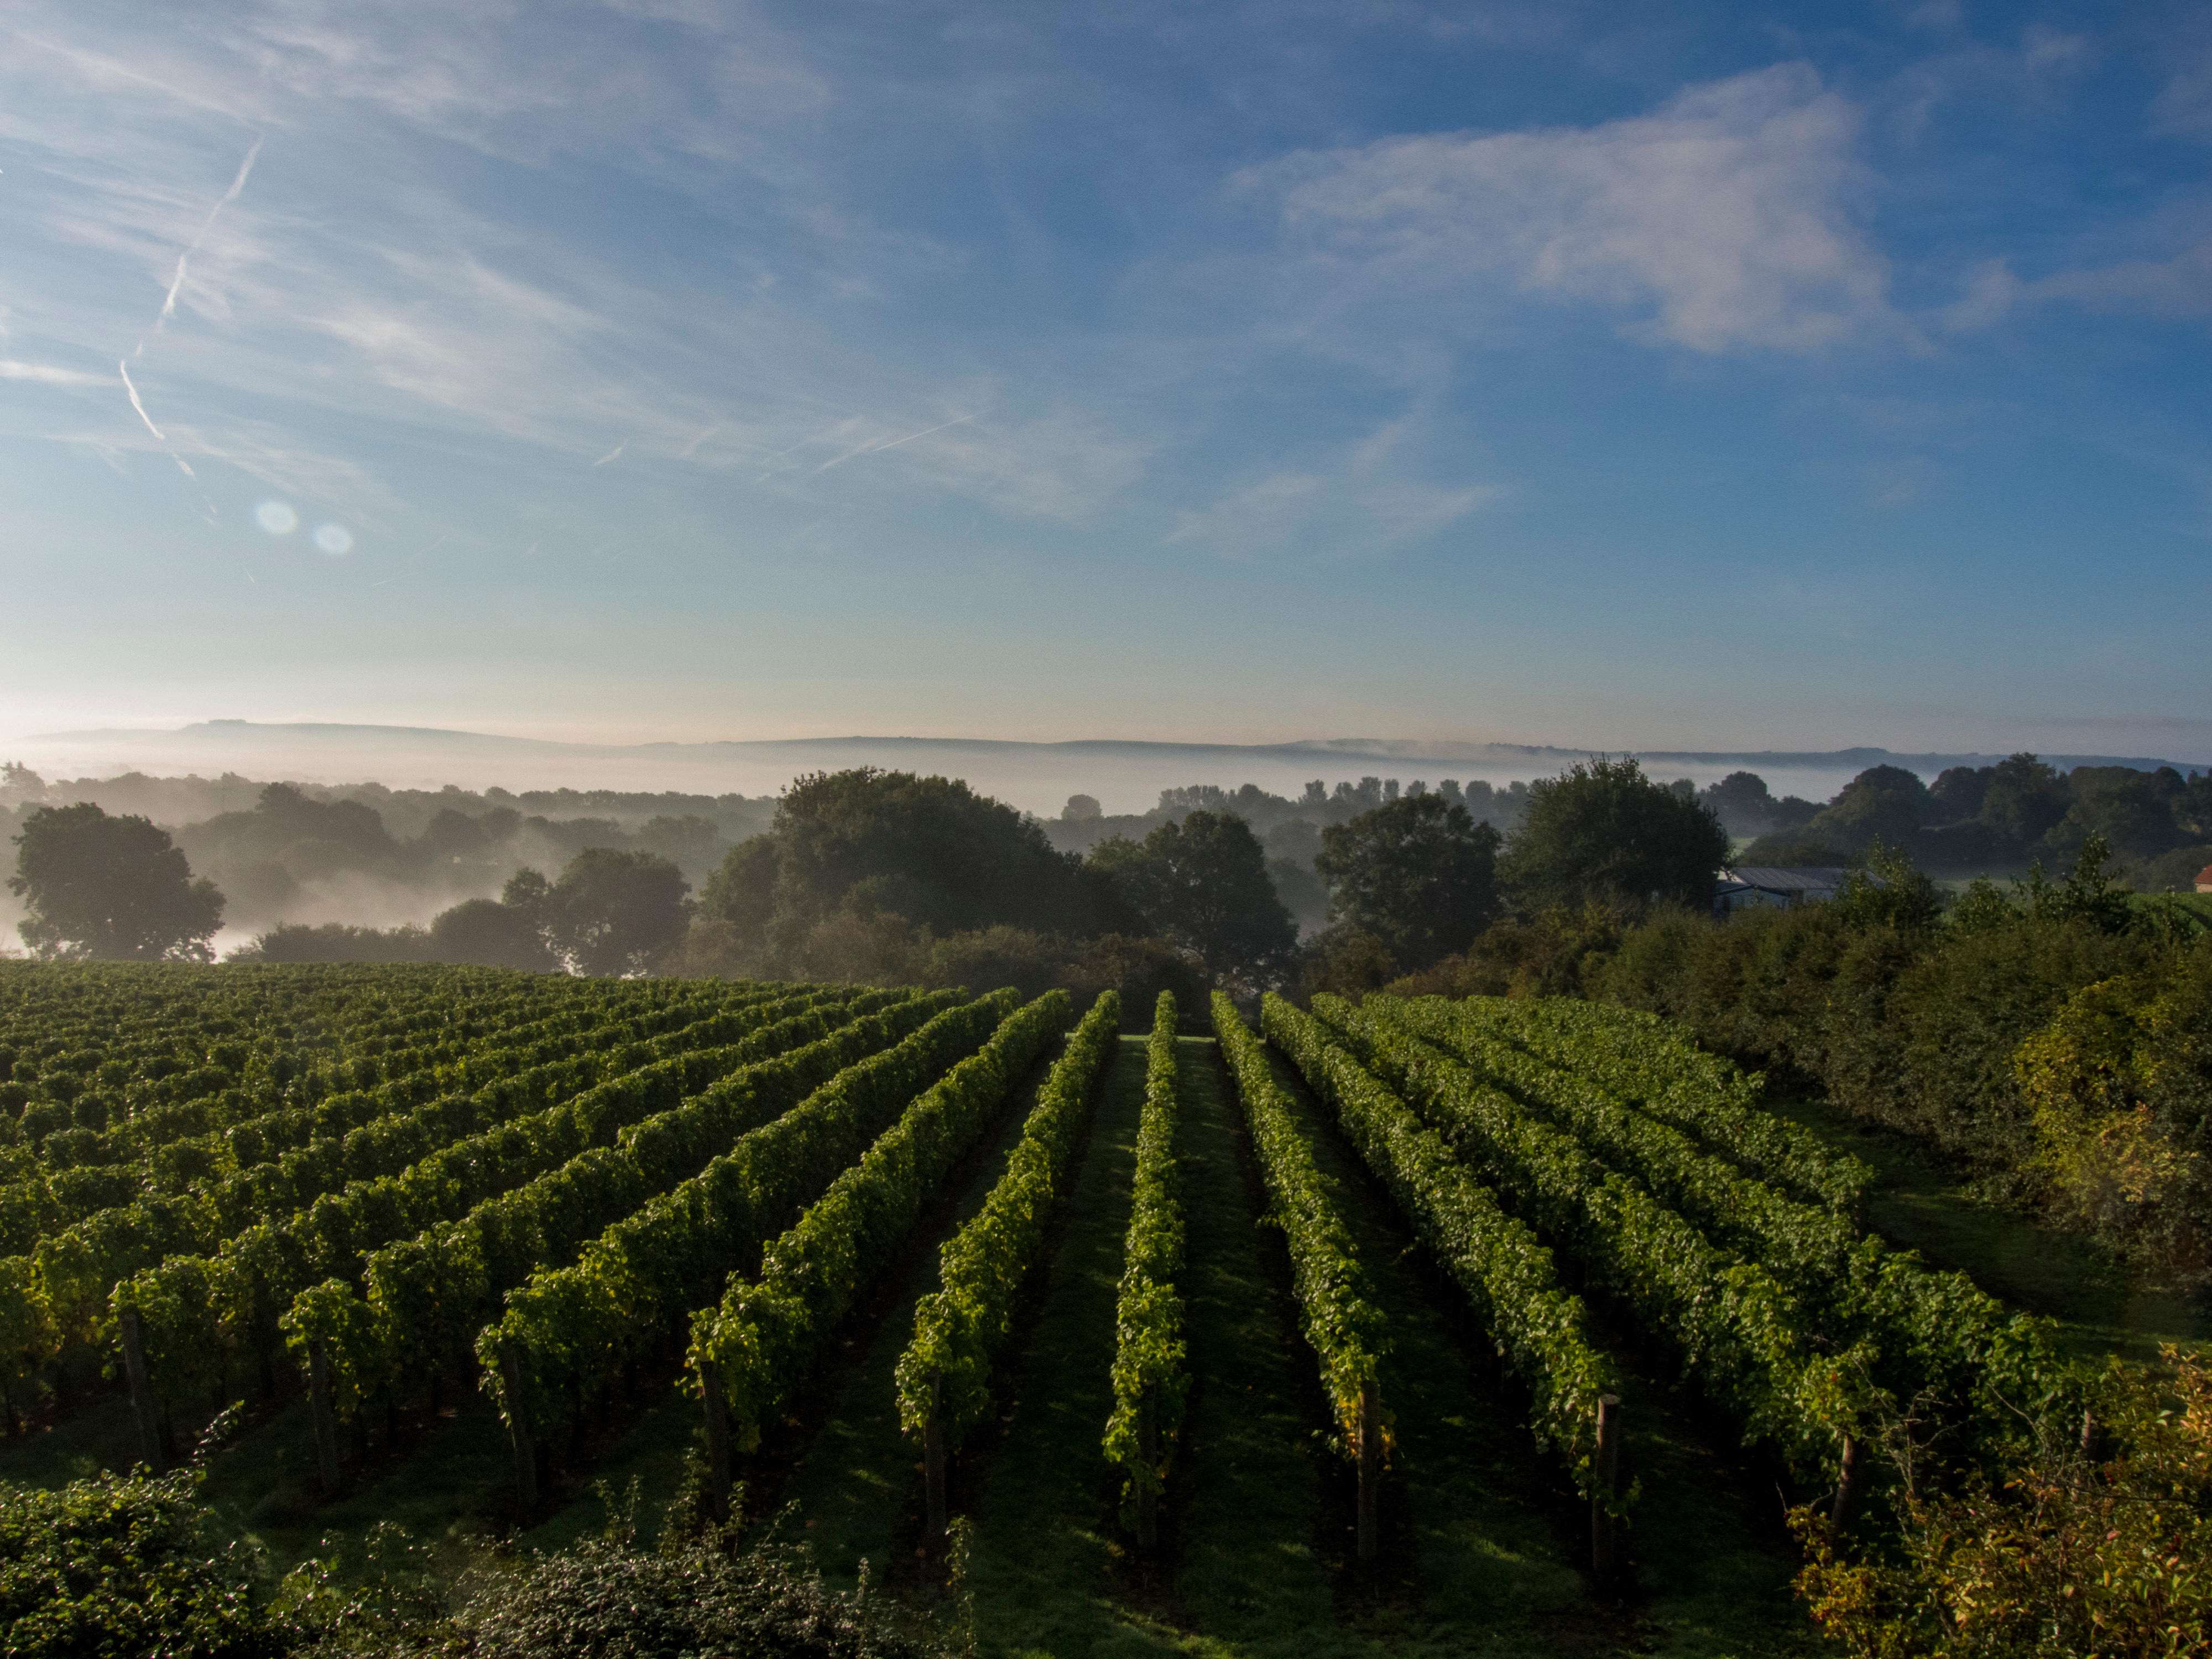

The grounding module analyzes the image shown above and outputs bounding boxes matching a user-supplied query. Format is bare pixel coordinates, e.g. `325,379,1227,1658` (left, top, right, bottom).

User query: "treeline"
0,764,770,939
1734,754,2212,882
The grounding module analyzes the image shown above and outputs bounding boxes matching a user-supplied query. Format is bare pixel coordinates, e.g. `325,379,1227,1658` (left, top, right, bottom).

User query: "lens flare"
314,523,354,556
255,500,299,534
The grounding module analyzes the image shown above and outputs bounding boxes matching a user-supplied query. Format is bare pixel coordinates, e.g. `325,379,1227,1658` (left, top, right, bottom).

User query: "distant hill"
11,720,2205,818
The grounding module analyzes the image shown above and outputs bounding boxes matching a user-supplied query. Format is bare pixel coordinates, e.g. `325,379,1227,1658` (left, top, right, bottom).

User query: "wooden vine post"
1355,1378,1381,1564
118,1305,167,1474
1136,1390,1159,1551
498,1344,538,1514
1831,1433,1861,1528
698,1356,733,1524
1592,1393,1623,1584
306,1338,342,1494
923,1373,949,1541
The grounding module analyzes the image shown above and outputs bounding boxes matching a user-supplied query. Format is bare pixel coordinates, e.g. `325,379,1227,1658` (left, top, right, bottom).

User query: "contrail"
592,440,626,467
118,360,165,439
812,413,974,474
148,134,262,343
680,422,721,460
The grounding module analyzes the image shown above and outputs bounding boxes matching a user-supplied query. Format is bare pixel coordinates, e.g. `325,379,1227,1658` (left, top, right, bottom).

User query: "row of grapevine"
289,994,989,1453
1262,997,1620,1508
0,967,630,1140
474,988,1030,1503
1381,997,2075,1467
1438,998,1871,1214
1100,992,1186,1549
0,981,776,1251
1211,992,1391,1561
894,990,1121,1533
1310,995,1851,1480
76,979,737,1169
99,991,928,1465
688,992,1077,1517
3,984,854,1384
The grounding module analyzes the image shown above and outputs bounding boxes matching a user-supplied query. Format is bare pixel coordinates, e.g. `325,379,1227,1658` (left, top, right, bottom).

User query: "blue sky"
2,1,2208,757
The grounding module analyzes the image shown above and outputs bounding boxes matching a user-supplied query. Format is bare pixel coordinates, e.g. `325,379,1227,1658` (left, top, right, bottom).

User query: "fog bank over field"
13,721,2206,821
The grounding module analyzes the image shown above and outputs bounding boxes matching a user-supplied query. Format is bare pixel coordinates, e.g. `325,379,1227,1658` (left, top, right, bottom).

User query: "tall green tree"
9,803,225,961
544,848,691,975
696,769,1123,961
1498,756,1728,912
1314,792,1500,971
1088,810,1295,987
428,896,557,971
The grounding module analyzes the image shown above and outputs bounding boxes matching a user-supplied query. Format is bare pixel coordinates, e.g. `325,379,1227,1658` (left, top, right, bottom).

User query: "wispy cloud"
1251,63,1895,354
0,359,113,385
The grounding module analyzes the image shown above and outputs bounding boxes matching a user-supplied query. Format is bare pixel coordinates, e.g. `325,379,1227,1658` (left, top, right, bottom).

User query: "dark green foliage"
1804,765,1931,855
234,924,435,966
453,1532,954,1659
539,848,692,976
1088,810,1296,988
1313,792,1501,972
0,1465,291,1659
1496,756,1728,914
701,770,1120,962
429,897,557,971
11,804,226,962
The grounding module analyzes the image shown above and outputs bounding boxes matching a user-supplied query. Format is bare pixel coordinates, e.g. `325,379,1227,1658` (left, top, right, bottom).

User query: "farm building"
1714,865,1851,914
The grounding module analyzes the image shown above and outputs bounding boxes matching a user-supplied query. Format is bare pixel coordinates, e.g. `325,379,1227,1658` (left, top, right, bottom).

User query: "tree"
1698,770,1777,836
697,834,779,940
1062,794,1103,822
429,897,556,971
1498,757,1729,913
1088,810,1295,986
1314,792,1501,972
1978,753,2069,850
688,770,1125,974
9,803,225,962
544,848,690,975
1807,764,1931,854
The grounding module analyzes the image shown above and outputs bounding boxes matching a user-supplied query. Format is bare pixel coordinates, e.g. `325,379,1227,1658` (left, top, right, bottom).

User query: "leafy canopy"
1314,791,1501,972
1497,755,1728,913
9,801,225,962
1089,809,1296,987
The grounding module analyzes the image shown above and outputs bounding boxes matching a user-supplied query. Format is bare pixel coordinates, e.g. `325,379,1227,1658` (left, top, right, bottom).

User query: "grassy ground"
1768,1092,2210,1363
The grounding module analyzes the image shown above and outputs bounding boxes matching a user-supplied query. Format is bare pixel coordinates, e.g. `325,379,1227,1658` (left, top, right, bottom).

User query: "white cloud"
0,359,113,385
1254,63,1893,354
1944,242,2212,330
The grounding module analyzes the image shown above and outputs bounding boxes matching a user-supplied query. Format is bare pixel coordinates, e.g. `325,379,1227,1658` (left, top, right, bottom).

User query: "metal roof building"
1714,865,1851,913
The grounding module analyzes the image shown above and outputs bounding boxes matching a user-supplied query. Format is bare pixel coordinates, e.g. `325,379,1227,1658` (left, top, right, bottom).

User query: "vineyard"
0,962,2116,1655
